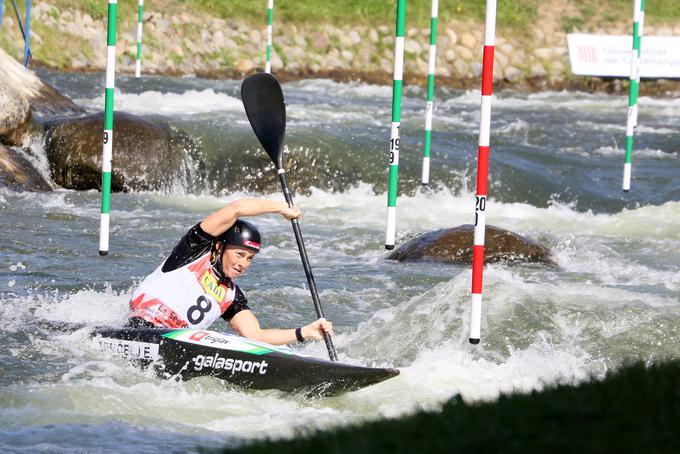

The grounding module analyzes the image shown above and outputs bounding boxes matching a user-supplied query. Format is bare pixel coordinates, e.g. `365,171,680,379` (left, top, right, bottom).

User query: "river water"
1,71,679,452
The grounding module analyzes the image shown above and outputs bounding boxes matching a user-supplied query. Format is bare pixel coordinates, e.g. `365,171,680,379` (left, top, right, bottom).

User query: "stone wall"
2,2,680,87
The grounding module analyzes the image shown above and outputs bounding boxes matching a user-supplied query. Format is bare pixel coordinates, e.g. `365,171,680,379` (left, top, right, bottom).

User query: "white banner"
567,34,680,78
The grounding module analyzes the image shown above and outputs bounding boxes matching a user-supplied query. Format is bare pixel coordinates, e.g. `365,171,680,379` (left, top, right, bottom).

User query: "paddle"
241,73,338,362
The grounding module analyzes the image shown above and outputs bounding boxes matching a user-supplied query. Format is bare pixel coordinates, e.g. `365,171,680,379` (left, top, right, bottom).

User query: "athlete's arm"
200,199,301,237
229,310,334,346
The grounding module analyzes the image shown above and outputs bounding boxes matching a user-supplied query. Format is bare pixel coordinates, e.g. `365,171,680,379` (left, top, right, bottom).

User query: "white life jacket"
128,253,236,329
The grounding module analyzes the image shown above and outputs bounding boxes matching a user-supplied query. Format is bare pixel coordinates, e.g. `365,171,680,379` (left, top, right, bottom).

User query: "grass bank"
163,0,680,29
223,361,680,453
563,0,680,32
6,0,680,31
176,0,539,29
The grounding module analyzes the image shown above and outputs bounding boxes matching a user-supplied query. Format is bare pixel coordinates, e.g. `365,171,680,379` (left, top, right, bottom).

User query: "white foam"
77,88,244,115
290,79,393,99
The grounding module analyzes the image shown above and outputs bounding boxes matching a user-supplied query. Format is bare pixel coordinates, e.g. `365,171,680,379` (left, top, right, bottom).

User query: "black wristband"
295,327,305,343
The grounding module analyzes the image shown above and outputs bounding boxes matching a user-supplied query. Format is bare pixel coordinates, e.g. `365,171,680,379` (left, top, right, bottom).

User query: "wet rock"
45,112,204,192
30,83,84,119
0,83,31,146
0,46,83,147
386,224,557,266
0,144,51,191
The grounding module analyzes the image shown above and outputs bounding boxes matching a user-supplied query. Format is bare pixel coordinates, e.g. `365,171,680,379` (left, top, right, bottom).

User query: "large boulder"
44,111,204,192
0,68,32,146
387,224,557,266
0,47,82,146
0,144,51,191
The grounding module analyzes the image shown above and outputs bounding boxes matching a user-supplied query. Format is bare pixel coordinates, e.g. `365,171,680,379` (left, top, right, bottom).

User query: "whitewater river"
1,71,679,452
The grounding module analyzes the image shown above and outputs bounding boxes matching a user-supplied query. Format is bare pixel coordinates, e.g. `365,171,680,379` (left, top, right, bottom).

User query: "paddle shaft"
239,72,337,361
277,170,338,361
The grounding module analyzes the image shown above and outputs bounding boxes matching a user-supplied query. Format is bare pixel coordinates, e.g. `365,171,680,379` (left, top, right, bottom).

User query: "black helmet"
216,219,262,253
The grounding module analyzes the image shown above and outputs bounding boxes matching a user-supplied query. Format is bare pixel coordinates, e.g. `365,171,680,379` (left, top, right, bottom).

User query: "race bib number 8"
187,296,212,325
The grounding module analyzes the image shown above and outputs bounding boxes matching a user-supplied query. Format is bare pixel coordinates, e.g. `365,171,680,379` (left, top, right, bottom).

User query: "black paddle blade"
241,73,286,169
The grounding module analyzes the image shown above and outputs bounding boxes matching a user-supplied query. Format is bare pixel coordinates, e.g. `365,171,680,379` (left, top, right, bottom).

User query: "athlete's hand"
302,318,334,340
279,202,301,220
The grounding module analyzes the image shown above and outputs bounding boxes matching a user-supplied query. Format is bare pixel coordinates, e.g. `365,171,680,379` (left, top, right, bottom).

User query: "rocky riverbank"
1,1,679,93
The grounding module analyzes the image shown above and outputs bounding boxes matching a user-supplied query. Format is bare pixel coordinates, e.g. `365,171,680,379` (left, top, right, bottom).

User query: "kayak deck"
91,327,399,396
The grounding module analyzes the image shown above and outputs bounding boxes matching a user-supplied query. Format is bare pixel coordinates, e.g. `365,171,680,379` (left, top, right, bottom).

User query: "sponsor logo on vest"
192,353,268,375
95,339,159,360
200,270,226,302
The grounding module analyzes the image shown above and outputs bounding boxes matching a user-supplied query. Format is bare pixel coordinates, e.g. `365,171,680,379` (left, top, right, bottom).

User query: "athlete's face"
221,245,256,279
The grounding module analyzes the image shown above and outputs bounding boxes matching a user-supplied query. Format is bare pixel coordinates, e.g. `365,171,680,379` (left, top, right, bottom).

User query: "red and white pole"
469,0,497,345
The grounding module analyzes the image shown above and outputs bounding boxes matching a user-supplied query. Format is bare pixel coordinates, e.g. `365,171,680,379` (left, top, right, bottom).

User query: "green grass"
29,23,68,68
223,361,680,453
611,0,680,22
168,0,677,30
272,44,288,67
169,52,183,65
82,0,107,20
562,15,586,33
0,33,21,61
173,0,539,29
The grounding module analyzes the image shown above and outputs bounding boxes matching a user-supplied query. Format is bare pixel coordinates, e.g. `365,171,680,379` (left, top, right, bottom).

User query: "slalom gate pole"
622,0,645,192
10,1,32,61
265,0,273,73
99,0,117,256
10,1,26,43
469,0,497,345
22,0,30,66
385,0,406,250
135,0,143,78
0,1,4,30
421,0,438,186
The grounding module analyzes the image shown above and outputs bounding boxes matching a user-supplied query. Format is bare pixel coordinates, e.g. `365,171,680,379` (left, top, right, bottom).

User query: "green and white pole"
265,0,274,73
99,0,117,256
421,0,438,185
385,0,406,250
134,0,143,78
622,0,644,192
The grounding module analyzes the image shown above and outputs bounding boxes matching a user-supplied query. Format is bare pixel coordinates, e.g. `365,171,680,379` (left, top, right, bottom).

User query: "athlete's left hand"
278,202,301,220
302,318,334,340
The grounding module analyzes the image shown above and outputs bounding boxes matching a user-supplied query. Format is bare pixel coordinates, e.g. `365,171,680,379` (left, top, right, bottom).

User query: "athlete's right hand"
302,318,334,340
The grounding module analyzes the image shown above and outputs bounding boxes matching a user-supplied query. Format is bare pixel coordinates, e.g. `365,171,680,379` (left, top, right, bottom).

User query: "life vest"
128,253,236,329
